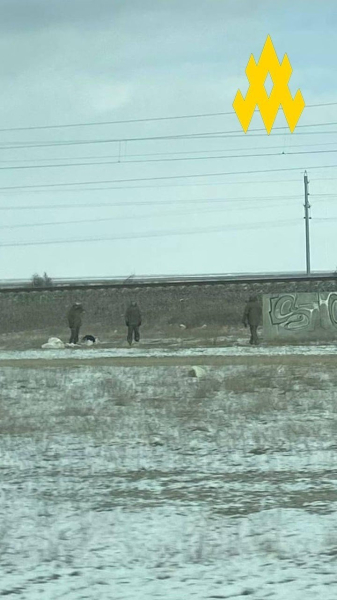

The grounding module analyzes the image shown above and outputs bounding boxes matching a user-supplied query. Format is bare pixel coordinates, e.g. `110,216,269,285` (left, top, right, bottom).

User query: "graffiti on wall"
263,292,337,338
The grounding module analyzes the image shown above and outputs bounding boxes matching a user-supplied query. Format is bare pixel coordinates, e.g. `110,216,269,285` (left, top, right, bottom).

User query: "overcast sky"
0,0,336,280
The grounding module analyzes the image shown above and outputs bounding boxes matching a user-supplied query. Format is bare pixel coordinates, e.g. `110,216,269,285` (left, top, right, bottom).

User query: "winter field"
1,331,337,599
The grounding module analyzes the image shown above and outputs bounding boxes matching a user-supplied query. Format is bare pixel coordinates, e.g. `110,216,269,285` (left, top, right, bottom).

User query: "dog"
82,335,96,343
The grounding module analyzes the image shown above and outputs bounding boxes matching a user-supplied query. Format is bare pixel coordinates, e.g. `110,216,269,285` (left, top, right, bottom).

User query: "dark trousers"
249,324,259,345
69,326,80,344
127,325,140,345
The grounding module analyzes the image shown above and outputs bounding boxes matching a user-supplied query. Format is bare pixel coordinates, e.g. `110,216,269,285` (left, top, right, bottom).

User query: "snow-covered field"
1,360,337,599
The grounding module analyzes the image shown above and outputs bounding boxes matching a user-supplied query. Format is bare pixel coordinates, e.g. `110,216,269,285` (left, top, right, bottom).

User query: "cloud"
0,0,121,33
0,0,336,278
0,0,299,35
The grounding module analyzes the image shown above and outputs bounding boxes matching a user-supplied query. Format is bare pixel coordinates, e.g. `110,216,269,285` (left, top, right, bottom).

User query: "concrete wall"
0,278,337,334
263,291,337,341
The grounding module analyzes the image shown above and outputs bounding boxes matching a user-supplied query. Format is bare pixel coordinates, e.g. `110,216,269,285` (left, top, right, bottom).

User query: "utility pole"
304,170,311,275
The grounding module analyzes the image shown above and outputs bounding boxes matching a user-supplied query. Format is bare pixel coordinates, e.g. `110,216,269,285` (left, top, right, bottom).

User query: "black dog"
82,335,96,343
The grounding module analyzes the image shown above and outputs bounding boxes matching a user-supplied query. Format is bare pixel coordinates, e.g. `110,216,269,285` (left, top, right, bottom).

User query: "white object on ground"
41,337,65,349
188,366,206,378
179,324,187,329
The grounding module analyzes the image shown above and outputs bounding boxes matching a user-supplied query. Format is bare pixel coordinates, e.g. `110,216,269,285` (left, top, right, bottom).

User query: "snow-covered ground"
1,363,337,598
0,342,336,361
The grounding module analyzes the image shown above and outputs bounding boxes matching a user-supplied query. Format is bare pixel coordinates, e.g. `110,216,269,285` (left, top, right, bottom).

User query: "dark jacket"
243,296,261,326
67,304,84,328
125,303,141,327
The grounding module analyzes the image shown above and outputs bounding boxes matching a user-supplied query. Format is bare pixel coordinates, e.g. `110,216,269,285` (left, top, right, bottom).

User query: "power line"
0,193,302,211
0,196,303,224
0,200,299,230
1,130,336,151
306,102,337,108
0,219,300,248
0,148,336,172
0,112,235,133
0,178,304,195
54,175,337,194
0,163,336,192
0,193,305,211
1,123,337,151
311,194,337,199
0,194,330,216
1,139,336,164
2,175,336,196
0,178,328,196
316,217,337,221
0,101,335,132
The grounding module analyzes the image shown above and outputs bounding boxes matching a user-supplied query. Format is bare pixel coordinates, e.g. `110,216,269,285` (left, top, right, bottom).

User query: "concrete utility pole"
304,170,311,275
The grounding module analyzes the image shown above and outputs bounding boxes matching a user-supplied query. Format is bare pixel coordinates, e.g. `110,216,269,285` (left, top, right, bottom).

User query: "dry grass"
1,360,337,598
0,324,247,352
1,362,337,455
193,377,222,399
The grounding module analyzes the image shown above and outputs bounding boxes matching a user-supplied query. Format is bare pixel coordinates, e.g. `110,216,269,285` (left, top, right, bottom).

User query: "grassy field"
0,323,246,351
1,359,337,599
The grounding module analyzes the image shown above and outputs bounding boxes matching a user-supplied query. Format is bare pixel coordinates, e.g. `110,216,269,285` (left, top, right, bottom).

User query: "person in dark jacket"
243,295,262,345
125,301,141,346
67,303,84,344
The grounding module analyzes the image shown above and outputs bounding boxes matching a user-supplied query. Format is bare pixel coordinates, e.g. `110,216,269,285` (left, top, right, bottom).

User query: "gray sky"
0,0,336,280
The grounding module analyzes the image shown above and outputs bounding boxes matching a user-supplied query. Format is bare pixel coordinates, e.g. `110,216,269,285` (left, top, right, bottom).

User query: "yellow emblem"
233,35,305,134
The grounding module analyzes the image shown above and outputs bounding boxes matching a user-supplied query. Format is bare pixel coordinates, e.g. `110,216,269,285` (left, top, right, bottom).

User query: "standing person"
67,302,84,345
125,301,142,346
243,295,262,345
